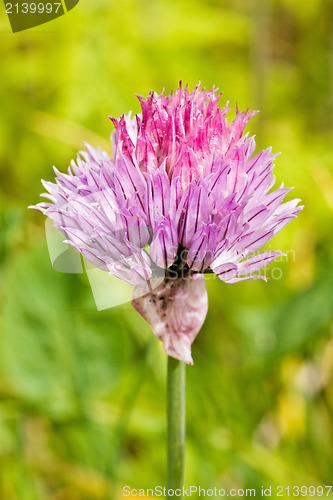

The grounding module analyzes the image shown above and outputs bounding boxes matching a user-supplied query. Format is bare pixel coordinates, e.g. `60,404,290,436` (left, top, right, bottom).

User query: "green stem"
167,355,185,497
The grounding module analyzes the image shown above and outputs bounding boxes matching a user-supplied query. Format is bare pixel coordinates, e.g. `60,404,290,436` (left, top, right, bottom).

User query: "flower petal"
237,250,285,275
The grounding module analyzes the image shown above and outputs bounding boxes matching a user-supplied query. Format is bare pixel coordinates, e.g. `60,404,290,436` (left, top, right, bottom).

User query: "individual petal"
187,221,218,271
228,107,259,142
211,262,238,282
237,250,285,275
150,162,172,221
245,204,270,227
246,147,276,175
109,114,136,159
105,250,153,285
150,216,178,269
225,275,267,283
264,186,292,212
264,200,303,236
178,183,210,248
112,156,146,209
236,229,275,255
125,215,151,248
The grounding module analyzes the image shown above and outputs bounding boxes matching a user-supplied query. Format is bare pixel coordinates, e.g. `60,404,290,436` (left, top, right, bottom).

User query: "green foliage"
1,0,333,498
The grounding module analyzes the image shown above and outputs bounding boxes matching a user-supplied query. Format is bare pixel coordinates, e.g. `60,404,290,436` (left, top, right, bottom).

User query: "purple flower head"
32,83,303,364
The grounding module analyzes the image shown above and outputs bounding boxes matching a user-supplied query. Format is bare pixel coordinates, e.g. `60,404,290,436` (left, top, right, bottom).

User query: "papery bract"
133,275,208,365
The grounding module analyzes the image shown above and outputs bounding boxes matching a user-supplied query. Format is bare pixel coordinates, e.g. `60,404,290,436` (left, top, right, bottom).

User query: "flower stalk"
167,355,185,497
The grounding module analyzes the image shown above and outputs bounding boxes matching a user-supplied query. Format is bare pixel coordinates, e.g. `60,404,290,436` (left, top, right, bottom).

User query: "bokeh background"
1,0,333,499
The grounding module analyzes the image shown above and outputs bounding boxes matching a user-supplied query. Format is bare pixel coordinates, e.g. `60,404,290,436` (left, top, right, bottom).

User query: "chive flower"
32,83,302,364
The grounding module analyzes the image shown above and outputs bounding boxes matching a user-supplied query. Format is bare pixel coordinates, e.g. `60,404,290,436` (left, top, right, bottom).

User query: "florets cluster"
33,83,302,286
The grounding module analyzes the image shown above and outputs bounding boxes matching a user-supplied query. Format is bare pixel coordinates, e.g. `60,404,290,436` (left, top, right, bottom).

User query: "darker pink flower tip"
31,82,303,363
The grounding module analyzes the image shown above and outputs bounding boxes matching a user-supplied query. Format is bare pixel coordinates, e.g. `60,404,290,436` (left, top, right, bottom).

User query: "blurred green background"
1,0,333,499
